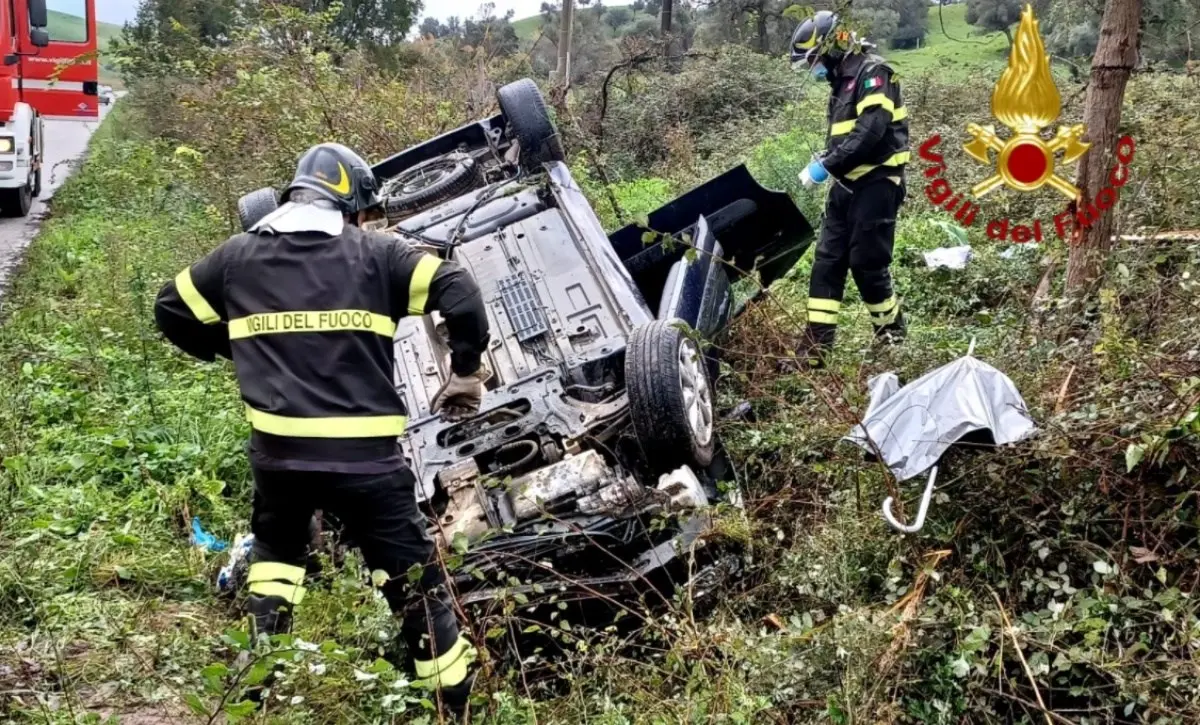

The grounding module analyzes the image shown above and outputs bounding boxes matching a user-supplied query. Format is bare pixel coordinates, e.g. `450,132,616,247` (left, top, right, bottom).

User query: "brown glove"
432,363,491,422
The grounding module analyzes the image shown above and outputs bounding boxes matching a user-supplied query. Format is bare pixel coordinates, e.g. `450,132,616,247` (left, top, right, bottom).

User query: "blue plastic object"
807,160,829,184
190,517,228,553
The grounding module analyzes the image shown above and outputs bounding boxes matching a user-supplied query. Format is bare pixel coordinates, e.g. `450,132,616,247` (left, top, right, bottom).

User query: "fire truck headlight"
0,138,13,154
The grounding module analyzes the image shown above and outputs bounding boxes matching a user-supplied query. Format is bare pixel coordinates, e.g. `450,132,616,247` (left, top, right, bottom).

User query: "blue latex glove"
799,159,829,188
191,517,228,553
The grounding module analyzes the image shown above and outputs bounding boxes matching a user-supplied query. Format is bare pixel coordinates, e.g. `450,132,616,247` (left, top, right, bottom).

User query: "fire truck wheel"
31,166,41,199
0,182,33,218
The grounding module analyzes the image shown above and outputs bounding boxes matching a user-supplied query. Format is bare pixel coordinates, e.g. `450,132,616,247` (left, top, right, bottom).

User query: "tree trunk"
553,0,575,85
756,7,768,53
1064,0,1143,293
660,0,673,34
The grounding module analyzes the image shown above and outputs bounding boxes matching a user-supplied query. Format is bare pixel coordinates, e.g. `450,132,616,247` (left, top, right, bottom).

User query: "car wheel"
496,78,566,174
237,187,280,232
382,152,480,222
626,320,716,474
0,181,33,218
30,166,41,199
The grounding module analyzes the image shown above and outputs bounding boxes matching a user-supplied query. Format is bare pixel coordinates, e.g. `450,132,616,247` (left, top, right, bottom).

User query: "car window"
47,0,89,43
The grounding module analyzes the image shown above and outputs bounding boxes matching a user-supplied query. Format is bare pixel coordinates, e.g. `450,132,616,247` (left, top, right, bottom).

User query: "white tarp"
845,354,1037,481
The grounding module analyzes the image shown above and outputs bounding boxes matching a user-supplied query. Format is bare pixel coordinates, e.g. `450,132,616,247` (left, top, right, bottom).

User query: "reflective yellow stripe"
872,308,901,327
808,311,839,325
246,407,408,438
857,93,895,116
870,296,901,327
413,636,476,689
807,298,841,313
228,310,397,340
175,268,220,324
407,255,443,316
794,34,818,50
248,562,306,585
866,295,898,314
892,106,908,122
830,119,856,136
845,152,911,181
249,580,307,605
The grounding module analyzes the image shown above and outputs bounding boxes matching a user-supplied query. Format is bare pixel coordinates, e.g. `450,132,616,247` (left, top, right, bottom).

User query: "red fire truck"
0,0,98,217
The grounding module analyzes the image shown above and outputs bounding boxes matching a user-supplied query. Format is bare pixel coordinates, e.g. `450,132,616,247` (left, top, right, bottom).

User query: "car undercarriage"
231,77,814,613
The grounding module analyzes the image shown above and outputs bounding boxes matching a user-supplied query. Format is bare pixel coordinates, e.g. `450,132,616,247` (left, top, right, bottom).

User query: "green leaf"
242,662,271,687
184,694,209,717
641,230,658,244
1125,443,1145,472
200,663,229,680
223,700,257,720
486,627,506,640
223,629,251,650
451,532,469,555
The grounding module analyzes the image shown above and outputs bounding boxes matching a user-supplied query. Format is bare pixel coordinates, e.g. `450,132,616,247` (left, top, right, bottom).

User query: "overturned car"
233,79,813,609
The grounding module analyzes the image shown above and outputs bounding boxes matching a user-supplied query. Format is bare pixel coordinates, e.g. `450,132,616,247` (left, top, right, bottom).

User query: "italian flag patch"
863,76,884,91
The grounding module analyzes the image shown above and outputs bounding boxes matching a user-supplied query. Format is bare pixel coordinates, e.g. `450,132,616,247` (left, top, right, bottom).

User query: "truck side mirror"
30,28,49,48
27,0,47,29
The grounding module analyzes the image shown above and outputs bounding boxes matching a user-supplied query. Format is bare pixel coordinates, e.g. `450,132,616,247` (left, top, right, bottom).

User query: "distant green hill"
511,3,1013,75
46,9,122,46
44,11,124,87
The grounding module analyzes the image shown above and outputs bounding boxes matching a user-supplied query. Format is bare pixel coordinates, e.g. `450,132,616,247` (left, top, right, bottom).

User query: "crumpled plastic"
923,245,973,269
190,517,227,552
844,353,1037,481
217,533,255,594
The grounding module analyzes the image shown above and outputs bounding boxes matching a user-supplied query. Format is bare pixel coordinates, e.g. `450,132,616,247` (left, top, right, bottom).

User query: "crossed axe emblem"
964,123,1090,201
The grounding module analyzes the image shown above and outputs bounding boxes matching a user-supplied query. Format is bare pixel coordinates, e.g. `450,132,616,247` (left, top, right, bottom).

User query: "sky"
90,0,549,26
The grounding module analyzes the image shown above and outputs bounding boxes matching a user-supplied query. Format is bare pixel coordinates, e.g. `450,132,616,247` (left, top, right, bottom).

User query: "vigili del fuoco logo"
918,4,1136,244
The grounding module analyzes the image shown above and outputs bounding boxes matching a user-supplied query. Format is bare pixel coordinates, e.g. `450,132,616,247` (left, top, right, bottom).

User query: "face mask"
810,61,829,80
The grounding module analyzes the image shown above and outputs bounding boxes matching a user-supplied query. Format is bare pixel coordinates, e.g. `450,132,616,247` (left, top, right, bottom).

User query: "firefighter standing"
154,143,491,711
789,11,911,368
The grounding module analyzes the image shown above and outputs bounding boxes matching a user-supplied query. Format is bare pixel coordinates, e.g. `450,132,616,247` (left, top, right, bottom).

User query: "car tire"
30,166,41,199
237,187,280,232
497,78,566,174
383,152,480,222
626,320,716,474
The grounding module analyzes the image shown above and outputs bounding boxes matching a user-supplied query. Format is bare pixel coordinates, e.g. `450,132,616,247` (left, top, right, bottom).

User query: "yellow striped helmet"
790,11,844,68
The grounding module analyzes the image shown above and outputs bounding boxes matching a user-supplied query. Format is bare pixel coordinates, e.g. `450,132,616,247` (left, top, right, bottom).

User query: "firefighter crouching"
154,143,491,712
789,10,911,369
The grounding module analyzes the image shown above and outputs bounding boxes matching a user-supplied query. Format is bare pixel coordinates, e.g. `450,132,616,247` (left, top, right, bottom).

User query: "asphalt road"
0,101,113,298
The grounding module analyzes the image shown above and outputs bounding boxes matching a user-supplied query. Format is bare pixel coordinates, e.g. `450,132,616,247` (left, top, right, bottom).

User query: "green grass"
46,9,122,46
513,4,657,43
888,3,1010,76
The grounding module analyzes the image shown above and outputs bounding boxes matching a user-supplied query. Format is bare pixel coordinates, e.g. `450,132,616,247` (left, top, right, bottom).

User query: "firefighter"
788,10,910,368
154,143,491,712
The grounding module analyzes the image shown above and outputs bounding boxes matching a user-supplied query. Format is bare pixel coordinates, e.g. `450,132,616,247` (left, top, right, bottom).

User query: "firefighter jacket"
153,200,490,473
821,52,910,187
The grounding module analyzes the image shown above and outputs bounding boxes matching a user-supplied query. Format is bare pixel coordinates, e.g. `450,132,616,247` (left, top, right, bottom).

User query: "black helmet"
284,142,380,215
790,11,848,69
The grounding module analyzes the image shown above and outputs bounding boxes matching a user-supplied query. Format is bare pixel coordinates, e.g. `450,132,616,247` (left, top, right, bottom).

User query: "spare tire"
626,320,716,475
497,79,565,173
237,187,280,232
383,152,481,222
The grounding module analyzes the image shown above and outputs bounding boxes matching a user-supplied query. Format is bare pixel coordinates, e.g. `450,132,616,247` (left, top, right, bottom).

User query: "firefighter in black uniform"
789,11,910,368
154,143,491,711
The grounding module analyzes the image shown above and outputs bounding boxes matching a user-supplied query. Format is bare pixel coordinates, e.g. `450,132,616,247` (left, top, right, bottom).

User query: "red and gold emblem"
963,5,1089,201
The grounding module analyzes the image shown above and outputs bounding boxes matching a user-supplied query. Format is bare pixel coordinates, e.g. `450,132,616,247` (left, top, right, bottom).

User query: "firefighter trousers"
806,177,907,346
246,465,463,665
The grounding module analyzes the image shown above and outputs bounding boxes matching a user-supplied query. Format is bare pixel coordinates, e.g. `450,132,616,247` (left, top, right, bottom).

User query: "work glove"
798,159,829,188
432,363,491,422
